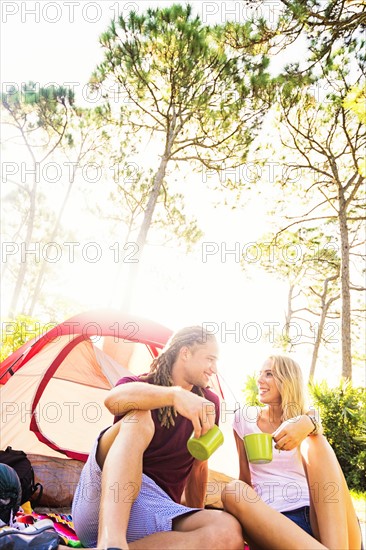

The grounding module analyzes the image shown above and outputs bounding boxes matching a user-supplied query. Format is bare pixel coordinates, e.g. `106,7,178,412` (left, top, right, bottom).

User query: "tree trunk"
308,273,339,383
121,155,169,312
27,163,78,316
8,163,37,316
137,155,169,251
309,310,326,383
283,283,294,351
120,108,177,312
338,195,352,379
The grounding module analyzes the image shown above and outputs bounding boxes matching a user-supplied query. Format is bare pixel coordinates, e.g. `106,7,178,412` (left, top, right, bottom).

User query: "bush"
242,374,366,492
242,374,262,407
0,315,43,362
309,379,366,492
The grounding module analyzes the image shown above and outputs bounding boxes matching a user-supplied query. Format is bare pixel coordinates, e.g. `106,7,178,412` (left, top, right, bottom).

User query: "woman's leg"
221,480,327,550
301,435,361,550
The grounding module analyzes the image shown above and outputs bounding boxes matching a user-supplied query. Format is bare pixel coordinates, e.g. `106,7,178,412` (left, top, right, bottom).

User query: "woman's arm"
234,430,252,485
272,411,323,451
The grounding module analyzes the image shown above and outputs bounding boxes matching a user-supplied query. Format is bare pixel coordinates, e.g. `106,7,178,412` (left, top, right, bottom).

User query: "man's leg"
126,509,244,550
83,411,243,550
301,435,362,550
221,480,327,550
96,410,155,549
59,509,243,550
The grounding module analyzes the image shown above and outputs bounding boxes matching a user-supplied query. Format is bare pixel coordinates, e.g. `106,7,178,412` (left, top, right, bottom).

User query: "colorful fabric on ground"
16,510,82,547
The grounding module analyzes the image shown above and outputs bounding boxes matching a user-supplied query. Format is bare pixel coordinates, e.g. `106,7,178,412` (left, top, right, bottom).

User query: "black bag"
0,526,59,549
0,447,43,505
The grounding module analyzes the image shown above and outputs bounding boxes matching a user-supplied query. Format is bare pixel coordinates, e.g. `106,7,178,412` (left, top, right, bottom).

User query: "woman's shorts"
281,505,313,536
71,430,200,548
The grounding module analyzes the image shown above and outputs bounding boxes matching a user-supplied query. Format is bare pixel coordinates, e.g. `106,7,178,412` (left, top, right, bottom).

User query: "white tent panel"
37,378,113,455
0,335,81,457
0,336,136,457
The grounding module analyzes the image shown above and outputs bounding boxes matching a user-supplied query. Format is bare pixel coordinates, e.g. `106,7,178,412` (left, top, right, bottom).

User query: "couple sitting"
71,326,361,550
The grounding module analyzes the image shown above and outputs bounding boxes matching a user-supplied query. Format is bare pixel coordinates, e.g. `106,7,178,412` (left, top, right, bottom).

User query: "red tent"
0,310,172,462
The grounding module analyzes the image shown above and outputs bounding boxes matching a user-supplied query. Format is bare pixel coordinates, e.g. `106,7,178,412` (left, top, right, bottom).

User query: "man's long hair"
140,326,216,428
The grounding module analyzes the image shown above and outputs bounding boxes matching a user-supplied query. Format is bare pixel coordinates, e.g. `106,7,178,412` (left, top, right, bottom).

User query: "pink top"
114,375,220,503
233,406,310,512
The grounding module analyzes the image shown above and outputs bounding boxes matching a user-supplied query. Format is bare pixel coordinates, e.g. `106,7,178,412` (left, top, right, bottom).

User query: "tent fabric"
0,310,173,384
53,338,111,388
0,310,172,461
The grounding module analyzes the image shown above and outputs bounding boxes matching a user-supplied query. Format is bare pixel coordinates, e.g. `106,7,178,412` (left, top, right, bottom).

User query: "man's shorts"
71,430,200,547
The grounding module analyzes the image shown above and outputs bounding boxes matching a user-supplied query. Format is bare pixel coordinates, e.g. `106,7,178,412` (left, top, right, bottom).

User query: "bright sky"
1,1,297,88
1,1,362,393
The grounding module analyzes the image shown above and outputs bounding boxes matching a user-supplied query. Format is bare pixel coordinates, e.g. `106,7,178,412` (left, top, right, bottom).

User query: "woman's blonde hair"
268,355,307,420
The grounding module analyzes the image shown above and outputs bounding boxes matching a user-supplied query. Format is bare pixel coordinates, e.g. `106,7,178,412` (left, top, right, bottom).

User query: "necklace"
259,408,282,430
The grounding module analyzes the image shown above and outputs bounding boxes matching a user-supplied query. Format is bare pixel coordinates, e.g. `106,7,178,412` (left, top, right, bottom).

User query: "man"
71,326,244,550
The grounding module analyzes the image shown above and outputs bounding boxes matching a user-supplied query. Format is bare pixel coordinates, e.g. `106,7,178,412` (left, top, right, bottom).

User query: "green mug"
187,424,224,461
243,433,273,464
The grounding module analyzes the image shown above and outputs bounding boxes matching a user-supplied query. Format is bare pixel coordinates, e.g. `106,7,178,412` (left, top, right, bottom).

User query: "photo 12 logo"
201,241,339,264
201,321,339,344
1,2,140,24
201,1,281,25
1,241,140,265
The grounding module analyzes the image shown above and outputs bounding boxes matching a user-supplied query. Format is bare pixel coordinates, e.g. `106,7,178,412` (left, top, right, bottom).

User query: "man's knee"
97,410,155,468
207,512,244,550
119,409,155,443
192,510,243,549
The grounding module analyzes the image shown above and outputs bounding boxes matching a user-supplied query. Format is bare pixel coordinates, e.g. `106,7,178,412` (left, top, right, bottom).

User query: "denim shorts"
281,506,313,536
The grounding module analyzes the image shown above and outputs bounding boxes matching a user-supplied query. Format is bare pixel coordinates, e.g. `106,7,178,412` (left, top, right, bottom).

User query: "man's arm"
184,459,208,508
105,381,176,416
105,382,215,437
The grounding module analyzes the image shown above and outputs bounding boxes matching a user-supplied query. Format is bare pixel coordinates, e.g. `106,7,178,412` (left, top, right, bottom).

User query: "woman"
222,355,361,550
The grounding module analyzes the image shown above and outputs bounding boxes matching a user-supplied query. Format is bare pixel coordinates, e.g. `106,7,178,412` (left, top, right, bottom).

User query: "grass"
350,490,366,547
351,489,366,519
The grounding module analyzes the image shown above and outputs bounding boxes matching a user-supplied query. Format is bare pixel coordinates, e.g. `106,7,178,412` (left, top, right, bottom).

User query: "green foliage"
1,81,73,151
1,81,74,109
0,315,43,363
242,374,365,491
241,374,263,407
309,379,366,491
106,157,202,251
343,85,366,125
276,1,364,72
93,3,272,170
